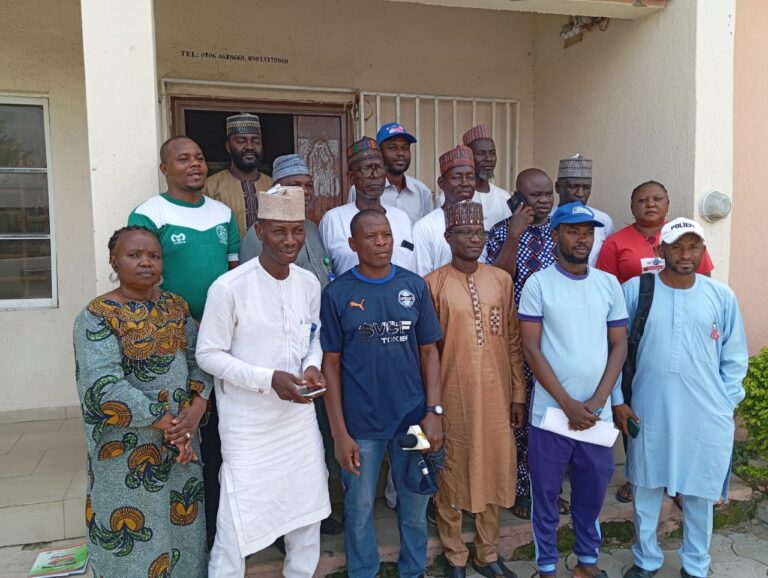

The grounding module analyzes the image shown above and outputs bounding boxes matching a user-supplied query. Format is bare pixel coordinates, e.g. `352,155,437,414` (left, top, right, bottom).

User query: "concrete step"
244,477,753,577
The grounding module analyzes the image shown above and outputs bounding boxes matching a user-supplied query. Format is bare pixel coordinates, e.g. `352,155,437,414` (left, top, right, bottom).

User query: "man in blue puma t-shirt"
321,209,443,578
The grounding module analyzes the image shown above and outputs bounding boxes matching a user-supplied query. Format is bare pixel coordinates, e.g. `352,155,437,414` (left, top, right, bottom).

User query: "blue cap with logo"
551,201,605,229
376,122,417,145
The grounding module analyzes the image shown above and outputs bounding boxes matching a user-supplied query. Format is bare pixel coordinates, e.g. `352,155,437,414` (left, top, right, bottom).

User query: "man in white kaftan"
413,145,484,276
197,186,331,578
618,219,748,578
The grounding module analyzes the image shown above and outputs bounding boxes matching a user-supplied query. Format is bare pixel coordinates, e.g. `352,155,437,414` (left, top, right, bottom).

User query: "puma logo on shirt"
349,299,366,311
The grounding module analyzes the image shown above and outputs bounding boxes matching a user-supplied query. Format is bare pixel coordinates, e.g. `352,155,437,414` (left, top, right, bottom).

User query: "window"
0,97,56,308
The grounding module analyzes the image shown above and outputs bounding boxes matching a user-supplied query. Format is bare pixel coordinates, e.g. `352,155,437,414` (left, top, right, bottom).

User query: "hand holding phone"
297,386,327,399
627,417,641,438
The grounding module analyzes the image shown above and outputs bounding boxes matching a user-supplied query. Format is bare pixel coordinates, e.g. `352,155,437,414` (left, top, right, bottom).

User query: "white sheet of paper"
539,406,620,447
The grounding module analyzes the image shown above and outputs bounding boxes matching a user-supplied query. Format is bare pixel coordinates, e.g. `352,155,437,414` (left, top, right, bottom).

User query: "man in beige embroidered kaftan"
425,200,526,578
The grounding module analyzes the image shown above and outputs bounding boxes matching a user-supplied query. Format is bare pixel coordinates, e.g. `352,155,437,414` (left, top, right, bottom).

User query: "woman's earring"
109,271,118,283
157,275,165,286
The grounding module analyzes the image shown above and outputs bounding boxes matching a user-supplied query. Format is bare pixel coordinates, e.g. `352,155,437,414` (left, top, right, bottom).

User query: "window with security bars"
0,98,56,307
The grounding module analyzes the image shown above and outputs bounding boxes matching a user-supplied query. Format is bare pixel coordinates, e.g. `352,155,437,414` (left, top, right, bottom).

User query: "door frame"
170,96,353,201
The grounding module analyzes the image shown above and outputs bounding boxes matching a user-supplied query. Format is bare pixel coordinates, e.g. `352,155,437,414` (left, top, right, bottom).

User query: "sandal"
616,481,634,503
511,495,531,520
673,493,684,511
573,565,608,578
558,496,571,515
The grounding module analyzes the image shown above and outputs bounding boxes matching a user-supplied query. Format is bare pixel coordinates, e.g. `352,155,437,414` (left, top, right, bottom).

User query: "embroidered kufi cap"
257,186,305,221
346,137,381,168
226,113,261,136
439,145,475,176
462,124,493,146
557,153,593,179
272,154,310,183
446,200,484,229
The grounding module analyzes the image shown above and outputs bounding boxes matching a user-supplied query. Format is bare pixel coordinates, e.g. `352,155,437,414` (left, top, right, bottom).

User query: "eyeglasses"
351,164,386,178
448,228,489,240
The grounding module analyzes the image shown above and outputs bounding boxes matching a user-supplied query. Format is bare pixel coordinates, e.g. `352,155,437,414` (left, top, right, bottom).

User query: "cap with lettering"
551,201,605,229
660,217,706,245
376,122,417,145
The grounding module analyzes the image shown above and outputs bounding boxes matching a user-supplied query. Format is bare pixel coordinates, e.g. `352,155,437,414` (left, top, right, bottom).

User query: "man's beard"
560,246,590,265
477,168,495,181
385,161,409,177
231,151,263,173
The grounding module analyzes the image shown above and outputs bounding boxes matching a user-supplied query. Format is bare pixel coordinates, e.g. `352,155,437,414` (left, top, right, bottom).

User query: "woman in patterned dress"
73,226,212,577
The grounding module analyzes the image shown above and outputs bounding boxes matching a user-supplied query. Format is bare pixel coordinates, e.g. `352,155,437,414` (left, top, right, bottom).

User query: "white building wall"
533,0,735,284
0,0,95,418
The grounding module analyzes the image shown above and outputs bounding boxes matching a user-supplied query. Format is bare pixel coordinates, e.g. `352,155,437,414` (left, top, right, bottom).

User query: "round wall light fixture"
699,190,732,222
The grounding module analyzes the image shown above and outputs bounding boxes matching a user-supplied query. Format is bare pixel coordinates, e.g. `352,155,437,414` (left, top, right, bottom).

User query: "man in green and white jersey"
129,136,240,321
128,135,240,551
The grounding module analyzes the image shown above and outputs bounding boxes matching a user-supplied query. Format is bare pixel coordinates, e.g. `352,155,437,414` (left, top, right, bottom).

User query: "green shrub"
735,347,768,492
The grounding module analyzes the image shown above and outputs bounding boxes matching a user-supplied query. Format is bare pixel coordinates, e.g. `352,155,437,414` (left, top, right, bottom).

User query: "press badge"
640,257,665,275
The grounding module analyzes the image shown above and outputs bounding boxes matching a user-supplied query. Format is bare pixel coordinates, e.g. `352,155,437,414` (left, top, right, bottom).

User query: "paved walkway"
2,524,767,577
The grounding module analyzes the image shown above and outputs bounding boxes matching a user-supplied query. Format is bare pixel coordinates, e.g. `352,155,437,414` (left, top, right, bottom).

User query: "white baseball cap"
660,217,706,245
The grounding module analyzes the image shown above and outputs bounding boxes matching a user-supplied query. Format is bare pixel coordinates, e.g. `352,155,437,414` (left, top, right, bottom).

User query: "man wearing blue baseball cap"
518,201,629,578
348,122,434,224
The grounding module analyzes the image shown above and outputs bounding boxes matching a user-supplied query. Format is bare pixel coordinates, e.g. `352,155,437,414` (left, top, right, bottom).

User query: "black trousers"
200,390,222,551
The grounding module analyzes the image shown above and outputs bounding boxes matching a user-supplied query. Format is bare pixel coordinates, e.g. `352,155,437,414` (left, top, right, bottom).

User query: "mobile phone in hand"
297,386,327,398
627,417,641,438
507,191,526,214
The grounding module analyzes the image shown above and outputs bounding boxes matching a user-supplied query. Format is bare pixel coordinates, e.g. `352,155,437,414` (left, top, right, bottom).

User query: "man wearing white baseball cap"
619,218,748,578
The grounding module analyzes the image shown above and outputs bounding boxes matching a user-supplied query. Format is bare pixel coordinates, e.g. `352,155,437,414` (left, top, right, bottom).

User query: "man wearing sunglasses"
320,137,415,275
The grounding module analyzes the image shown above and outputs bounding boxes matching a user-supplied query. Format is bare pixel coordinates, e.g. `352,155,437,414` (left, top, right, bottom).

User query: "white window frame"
0,95,58,310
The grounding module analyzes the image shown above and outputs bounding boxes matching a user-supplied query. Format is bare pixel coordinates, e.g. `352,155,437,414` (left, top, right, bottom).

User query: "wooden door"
294,115,348,225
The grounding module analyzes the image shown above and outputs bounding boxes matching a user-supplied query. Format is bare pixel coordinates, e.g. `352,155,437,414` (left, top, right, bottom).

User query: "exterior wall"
154,0,537,173
533,1,736,285
0,0,94,416
732,0,768,354
533,2,697,238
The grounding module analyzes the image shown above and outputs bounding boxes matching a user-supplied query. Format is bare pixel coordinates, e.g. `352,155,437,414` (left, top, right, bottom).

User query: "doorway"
171,97,353,224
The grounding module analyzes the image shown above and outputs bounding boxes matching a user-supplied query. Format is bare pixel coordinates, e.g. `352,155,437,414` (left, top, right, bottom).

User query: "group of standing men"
126,111,748,578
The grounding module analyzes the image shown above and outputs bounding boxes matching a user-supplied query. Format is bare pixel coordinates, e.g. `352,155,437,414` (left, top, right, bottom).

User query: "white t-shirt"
319,203,415,275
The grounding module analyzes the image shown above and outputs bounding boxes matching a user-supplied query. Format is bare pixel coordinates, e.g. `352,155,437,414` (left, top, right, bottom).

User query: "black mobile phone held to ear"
507,191,526,214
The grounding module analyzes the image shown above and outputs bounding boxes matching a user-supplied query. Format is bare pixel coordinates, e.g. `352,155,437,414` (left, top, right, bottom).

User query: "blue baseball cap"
551,201,605,229
376,122,417,145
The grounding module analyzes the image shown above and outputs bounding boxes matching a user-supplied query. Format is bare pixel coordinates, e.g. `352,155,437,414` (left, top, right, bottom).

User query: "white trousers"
208,487,322,578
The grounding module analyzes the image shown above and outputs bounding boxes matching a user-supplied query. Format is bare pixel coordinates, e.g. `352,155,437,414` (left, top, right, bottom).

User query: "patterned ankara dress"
73,292,212,578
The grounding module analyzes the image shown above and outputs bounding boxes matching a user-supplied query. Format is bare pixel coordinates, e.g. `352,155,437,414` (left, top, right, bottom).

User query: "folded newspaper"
28,542,89,578
540,406,620,447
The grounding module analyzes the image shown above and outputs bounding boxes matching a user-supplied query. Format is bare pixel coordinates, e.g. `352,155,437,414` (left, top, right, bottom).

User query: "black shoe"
273,536,285,555
444,563,467,578
681,568,705,578
624,565,658,578
320,515,344,535
471,559,518,578
426,497,437,525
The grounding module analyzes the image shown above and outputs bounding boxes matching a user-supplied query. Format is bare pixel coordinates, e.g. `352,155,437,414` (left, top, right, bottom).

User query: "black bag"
620,273,656,406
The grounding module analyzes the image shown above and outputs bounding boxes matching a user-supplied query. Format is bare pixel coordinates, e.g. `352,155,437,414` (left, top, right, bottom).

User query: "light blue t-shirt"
518,263,628,427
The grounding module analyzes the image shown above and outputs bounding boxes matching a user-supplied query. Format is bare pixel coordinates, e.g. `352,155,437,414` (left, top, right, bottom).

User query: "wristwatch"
426,404,444,415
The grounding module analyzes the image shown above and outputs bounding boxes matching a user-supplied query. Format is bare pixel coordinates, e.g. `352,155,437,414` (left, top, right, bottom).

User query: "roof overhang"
383,0,667,20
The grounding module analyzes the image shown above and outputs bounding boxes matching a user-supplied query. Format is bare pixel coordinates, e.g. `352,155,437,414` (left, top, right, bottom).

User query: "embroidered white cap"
660,217,706,245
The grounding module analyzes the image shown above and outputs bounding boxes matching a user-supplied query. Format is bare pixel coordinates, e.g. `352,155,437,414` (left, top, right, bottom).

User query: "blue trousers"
632,486,714,577
341,437,430,578
529,426,614,574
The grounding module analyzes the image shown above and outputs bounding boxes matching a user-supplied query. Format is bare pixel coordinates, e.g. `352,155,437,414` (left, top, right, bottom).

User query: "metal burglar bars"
356,91,520,198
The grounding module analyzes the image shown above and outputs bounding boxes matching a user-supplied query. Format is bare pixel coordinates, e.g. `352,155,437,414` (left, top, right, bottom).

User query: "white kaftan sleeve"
302,283,323,373
196,281,274,394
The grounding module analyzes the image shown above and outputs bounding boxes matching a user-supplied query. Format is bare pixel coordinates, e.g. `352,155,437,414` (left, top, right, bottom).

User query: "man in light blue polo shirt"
518,201,628,578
